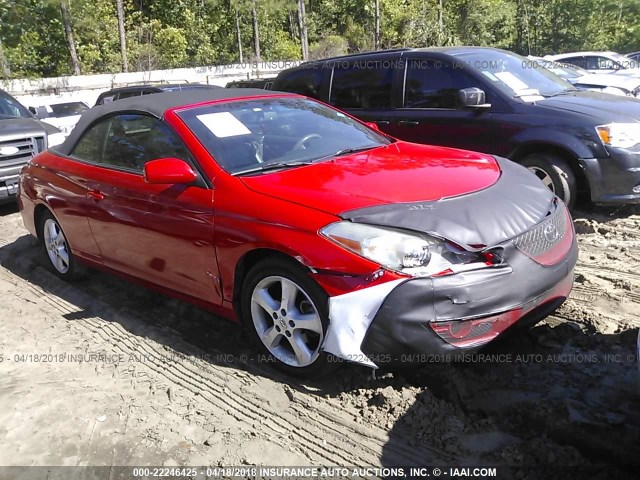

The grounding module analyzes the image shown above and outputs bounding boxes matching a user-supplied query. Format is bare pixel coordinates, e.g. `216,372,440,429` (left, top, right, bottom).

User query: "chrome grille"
514,204,567,258
0,136,44,167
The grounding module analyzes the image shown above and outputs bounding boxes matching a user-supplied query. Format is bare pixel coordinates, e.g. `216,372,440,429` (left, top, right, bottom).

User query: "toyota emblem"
543,223,559,242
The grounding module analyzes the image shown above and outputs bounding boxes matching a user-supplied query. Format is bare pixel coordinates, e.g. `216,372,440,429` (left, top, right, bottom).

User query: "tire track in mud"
572,284,640,304
22,277,362,465
3,259,449,467
570,278,640,305
576,263,640,285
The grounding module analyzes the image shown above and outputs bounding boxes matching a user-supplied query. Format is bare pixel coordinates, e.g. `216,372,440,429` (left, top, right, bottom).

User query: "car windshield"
0,90,32,119
177,97,391,175
49,102,89,117
453,50,576,99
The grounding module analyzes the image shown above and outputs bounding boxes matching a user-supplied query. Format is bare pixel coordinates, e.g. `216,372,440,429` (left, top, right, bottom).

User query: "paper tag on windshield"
481,71,499,82
518,94,545,102
494,72,529,91
196,112,251,138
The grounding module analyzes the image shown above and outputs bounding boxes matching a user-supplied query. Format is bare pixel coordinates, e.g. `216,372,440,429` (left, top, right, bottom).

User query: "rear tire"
240,257,334,378
38,210,80,281
520,153,577,210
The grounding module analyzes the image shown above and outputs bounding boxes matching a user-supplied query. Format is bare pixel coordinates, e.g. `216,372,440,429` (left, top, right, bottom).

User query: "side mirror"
144,158,197,185
458,87,491,108
365,121,380,132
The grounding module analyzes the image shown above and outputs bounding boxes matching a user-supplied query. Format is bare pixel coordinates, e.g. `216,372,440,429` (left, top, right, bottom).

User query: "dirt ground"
0,201,638,477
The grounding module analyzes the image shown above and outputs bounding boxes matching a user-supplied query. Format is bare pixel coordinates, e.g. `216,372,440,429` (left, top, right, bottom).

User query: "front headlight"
321,222,498,277
47,132,66,148
595,123,640,149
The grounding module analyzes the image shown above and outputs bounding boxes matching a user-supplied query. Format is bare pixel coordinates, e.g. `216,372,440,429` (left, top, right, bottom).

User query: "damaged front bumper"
321,158,578,368
359,239,577,366
323,213,578,369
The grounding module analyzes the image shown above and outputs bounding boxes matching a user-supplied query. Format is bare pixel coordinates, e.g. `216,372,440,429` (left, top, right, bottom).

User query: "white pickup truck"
0,89,64,204
29,101,89,137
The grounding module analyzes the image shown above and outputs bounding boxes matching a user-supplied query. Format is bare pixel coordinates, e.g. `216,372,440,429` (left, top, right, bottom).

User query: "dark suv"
1,89,62,204
94,83,222,106
274,47,640,208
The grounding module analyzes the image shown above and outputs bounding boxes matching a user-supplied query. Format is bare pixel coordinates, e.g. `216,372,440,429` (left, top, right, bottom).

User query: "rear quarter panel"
19,152,101,262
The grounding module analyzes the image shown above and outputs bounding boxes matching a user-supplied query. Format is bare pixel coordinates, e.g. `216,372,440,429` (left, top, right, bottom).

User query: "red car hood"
240,142,501,215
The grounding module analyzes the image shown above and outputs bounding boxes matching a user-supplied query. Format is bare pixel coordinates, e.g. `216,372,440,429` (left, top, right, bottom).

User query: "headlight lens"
47,132,66,148
321,222,435,271
595,123,640,149
321,222,498,277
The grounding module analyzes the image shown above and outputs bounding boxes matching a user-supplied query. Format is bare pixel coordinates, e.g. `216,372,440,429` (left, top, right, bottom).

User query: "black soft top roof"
57,88,282,155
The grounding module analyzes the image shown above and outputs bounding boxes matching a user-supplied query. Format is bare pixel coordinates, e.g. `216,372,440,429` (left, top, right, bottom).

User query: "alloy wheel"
43,218,70,274
528,166,556,192
250,275,324,367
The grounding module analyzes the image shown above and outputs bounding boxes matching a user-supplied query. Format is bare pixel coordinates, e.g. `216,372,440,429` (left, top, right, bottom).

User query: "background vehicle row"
274,47,640,208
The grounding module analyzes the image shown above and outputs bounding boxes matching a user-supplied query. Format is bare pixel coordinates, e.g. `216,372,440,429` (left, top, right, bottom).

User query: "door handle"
375,120,390,125
398,120,419,126
87,190,105,201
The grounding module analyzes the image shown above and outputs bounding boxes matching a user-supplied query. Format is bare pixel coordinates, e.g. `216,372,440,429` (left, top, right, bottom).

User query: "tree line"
0,0,639,79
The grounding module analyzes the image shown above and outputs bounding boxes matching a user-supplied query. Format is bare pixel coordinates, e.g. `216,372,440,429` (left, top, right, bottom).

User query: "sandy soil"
0,202,638,477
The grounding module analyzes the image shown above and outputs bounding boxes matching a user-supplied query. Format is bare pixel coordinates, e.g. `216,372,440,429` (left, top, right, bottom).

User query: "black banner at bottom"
0,465,632,480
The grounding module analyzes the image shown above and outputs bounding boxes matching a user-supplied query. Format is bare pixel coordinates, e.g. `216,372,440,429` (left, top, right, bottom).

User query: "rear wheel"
38,211,80,280
520,153,577,210
241,258,333,377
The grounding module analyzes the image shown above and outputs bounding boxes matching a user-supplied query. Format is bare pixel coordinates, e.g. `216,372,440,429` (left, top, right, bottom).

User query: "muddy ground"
0,202,638,478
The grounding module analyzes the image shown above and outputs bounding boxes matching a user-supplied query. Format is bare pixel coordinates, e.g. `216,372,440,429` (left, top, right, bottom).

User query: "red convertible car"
18,89,577,376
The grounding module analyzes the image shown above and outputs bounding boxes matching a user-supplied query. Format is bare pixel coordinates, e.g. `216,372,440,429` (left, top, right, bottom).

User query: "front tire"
241,258,332,377
520,153,577,210
38,210,80,280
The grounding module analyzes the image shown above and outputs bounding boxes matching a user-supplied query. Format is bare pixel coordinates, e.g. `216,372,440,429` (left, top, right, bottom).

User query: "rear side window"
562,56,587,69
117,90,143,100
71,121,110,160
97,94,115,105
71,114,191,172
330,62,393,109
586,56,620,70
404,59,478,109
276,68,323,98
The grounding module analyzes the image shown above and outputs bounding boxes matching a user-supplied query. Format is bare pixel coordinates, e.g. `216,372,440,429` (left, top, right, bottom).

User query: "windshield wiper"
541,89,579,97
235,160,315,175
235,145,379,175
331,145,378,157
513,88,578,100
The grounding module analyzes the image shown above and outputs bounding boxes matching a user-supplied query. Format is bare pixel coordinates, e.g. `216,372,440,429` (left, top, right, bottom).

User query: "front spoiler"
323,238,578,368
